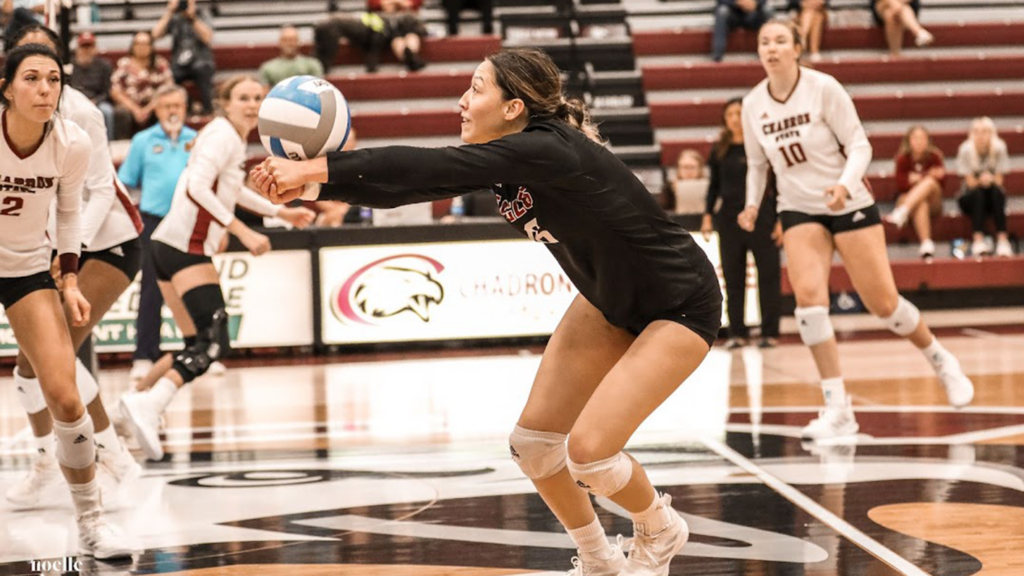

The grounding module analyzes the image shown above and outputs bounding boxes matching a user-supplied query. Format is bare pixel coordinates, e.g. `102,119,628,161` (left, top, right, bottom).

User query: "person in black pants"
253,47,721,575
701,97,782,348
442,0,494,35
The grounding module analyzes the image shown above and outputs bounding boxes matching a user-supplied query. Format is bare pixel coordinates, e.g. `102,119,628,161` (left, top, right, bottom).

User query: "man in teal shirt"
118,84,197,381
259,25,324,87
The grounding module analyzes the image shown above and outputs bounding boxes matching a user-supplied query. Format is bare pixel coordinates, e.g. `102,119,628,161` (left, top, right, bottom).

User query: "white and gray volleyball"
258,75,352,160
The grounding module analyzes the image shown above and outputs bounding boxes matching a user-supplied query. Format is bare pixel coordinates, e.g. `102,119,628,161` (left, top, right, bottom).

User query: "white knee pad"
882,296,920,337
75,359,99,406
13,367,47,415
52,413,96,470
509,425,567,480
567,452,633,497
795,306,835,346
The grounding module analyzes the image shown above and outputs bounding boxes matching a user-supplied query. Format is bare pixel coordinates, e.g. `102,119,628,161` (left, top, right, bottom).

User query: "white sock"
33,432,56,459
68,477,102,518
149,378,179,413
922,338,948,366
822,377,847,409
94,425,121,454
631,493,674,537
567,516,615,560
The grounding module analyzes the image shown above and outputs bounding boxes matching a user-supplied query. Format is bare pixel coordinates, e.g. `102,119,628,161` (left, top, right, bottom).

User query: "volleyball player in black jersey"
252,47,720,576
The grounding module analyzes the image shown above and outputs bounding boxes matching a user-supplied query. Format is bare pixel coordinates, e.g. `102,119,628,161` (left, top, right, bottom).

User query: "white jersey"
742,67,874,215
56,87,142,251
152,117,279,255
0,109,89,277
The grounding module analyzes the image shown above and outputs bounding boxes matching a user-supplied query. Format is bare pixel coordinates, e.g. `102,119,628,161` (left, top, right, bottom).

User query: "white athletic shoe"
995,238,1014,258
915,29,934,47
5,452,64,508
931,352,975,408
885,205,909,229
622,494,689,576
919,239,936,261
97,438,142,486
971,238,990,257
207,361,227,376
801,397,859,440
77,510,133,560
119,393,165,461
128,359,152,383
566,539,627,576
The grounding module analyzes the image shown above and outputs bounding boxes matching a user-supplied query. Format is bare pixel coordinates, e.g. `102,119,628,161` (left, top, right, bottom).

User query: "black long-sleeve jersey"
318,119,715,328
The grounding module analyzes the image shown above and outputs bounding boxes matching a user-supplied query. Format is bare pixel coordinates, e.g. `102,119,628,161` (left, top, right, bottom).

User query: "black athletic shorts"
81,238,143,281
0,271,57,310
152,241,213,281
618,271,724,349
779,204,882,234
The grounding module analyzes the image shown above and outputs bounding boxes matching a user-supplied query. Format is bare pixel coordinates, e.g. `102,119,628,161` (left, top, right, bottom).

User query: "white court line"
701,436,930,576
729,404,1024,415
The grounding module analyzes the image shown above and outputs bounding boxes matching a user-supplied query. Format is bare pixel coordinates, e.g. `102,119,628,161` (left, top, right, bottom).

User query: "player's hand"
700,214,714,241
825,184,849,211
239,229,271,256
737,206,759,232
978,171,994,187
62,278,91,327
771,221,784,247
251,159,307,205
278,206,316,229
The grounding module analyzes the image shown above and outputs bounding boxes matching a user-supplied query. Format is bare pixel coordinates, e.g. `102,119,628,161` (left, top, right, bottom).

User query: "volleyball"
258,75,351,160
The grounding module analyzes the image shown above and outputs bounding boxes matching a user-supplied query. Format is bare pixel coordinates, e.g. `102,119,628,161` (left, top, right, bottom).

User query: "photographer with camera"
152,0,215,114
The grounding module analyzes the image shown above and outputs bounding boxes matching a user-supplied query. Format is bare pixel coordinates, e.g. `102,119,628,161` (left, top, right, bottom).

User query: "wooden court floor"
1,321,1023,576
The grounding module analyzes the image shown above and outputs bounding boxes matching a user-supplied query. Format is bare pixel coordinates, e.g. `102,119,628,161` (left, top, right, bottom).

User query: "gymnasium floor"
1,315,1023,576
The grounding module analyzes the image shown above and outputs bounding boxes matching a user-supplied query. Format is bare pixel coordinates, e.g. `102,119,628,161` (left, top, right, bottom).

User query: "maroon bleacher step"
635,21,1024,57
651,90,1024,128
643,54,1024,91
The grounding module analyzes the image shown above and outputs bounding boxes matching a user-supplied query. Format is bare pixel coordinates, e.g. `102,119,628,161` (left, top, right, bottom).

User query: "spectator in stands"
374,0,428,71
701,97,781,348
886,125,945,261
957,117,1013,257
117,84,198,382
1,0,44,41
712,0,775,63
69,32,115,140
871,0,933,57
152,0,216,114
662,149,708,214
259,26,324,87
789,0,827,63
443,0,495,36
111,31,173,136
314,12,390,73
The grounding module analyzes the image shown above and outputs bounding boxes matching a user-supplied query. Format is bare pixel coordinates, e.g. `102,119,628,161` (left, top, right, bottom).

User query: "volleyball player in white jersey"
738,19,974,440
0,43,131,558
119,75,314,461
5,25,142,510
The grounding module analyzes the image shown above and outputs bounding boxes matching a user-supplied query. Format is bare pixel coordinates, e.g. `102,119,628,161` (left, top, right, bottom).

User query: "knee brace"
174,286,230,383
882,296,920,337
567,452,633,498
795,306,835,346
74,359,99,406
14,367,47,415
52,413,96,469
509,425,567,480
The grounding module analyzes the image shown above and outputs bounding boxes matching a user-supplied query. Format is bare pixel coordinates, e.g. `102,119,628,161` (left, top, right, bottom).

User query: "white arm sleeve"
74,103,119,248
823,77,872,192
56,131,92,259
742,102,770,209
237,185,282,217
185,130,237,227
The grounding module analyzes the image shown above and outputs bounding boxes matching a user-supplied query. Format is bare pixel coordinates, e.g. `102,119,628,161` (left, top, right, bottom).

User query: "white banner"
320,240,578,344
0,250,313,355
320,234,762,345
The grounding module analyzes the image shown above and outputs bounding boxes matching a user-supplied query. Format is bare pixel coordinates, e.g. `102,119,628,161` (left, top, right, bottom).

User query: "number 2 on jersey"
779,143,807,168
0,196,24,217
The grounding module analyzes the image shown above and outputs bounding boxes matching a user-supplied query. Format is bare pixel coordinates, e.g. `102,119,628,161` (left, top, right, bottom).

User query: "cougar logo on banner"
333,254,445,325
